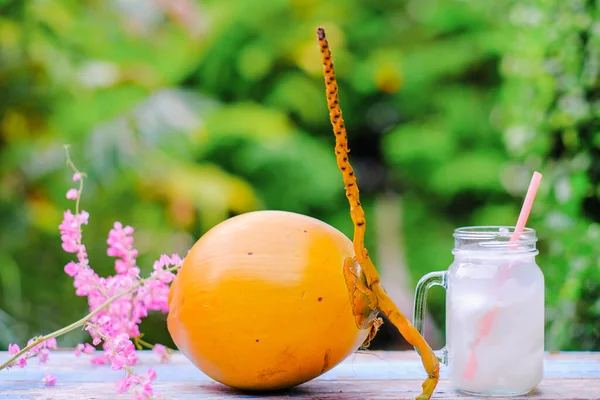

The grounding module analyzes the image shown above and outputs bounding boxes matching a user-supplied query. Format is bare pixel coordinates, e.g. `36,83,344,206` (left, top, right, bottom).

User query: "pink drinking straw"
462,171,543,380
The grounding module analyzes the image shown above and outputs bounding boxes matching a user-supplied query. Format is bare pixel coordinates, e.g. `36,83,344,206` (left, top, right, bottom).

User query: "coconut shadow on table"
177,379,458,399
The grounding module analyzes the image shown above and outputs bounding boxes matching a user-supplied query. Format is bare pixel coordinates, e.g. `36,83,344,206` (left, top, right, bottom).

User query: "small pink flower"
8,344,19,355
83,343,95,354
46,338,57,349
147,368,157,381
90,355,108,365
129,375,141,386
64,261,80,276
39,348,50,364
42,373,57,386
66,188,79,200
18,357,27,368
110,354,126,371
74,343,84,357
153,344,169,364
141,382,154,397
115,375,132,393
78,211,90,225
73,172,81,182
126,351,137,366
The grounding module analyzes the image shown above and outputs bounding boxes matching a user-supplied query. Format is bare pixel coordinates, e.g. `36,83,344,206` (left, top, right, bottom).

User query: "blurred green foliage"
0,0,597,351
498,0,600,350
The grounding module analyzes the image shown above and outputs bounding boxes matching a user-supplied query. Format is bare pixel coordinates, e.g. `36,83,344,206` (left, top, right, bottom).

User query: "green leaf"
428,152,506,196
204,102,294,142
383,120,456,166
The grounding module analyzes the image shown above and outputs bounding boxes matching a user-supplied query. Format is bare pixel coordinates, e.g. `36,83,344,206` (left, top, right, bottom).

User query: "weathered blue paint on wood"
1,351,599,399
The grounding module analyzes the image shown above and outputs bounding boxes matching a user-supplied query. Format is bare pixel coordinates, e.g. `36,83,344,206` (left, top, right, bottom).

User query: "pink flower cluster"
3,165,183,399
5,338,57,369
116,367,157,398
6,160,183,400
62,211,181,345
59,172,182,397
61,209,95,297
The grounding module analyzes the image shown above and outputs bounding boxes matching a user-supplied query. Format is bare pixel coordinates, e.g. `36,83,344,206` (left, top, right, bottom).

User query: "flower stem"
63,145,85,216
134,337,155,350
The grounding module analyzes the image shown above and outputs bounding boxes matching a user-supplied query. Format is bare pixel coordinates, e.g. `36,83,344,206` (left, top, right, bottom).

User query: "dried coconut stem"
372,284,440,400
317,26,439,400
316,28,369,270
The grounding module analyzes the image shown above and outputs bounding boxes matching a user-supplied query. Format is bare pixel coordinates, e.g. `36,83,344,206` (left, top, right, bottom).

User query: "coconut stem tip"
317,27,326,40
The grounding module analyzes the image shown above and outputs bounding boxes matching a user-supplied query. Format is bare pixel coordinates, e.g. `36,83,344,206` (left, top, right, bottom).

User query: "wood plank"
1,351,599,399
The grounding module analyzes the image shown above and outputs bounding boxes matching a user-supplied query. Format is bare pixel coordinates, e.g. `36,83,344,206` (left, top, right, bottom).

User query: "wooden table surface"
1,351,599,399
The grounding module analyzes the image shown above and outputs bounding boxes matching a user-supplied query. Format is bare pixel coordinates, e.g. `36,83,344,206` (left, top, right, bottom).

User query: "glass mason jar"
413,226,545,396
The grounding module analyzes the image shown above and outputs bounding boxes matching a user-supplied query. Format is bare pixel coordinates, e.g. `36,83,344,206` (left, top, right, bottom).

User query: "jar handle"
413,271,448,365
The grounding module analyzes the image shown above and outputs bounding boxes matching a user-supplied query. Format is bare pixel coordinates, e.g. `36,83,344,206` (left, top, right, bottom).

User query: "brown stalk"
316,27,440,400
